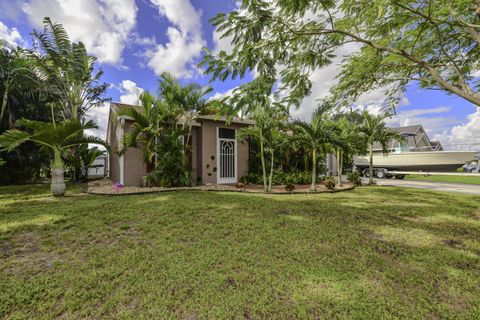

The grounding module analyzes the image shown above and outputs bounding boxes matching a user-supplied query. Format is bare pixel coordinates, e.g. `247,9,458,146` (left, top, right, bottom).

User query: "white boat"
354,151,477,172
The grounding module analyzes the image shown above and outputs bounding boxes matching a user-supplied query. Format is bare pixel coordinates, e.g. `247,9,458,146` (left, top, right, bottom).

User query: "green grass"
406,174,480,185
1,184,480,319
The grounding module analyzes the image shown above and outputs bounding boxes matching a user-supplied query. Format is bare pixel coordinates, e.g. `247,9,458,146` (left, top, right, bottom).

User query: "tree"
0,119,107,196
0,43,40,128
79,146,105,180
292,104,337,191
332,117,361,187
116,73,213,187
238,102,287,192
202,1,480,111
359,111,404,185
32,17,109,120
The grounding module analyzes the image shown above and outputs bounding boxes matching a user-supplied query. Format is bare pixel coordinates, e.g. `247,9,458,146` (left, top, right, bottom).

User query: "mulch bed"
86,179,355,196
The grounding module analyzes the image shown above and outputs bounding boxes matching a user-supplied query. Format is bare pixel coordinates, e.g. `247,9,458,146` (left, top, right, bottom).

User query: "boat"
352,124,478,176
353,151,478,172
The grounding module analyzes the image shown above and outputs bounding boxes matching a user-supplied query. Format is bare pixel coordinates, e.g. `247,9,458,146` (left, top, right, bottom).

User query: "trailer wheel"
376,169,387,179
395,175,405,180
362,169,370,177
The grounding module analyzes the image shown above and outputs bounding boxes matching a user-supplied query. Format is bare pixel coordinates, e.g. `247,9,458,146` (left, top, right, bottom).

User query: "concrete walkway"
361,178,480,195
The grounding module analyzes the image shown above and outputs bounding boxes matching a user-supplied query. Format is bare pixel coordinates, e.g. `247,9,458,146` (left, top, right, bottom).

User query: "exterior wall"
108,112,251,186
124,120,148,186
199,119,250,184
108,115,120,184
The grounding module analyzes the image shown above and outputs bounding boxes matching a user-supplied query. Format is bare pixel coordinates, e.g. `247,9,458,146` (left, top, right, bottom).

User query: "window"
219,128,235,139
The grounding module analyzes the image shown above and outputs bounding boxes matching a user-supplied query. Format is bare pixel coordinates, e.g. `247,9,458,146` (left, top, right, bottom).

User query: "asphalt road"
361,178,480,195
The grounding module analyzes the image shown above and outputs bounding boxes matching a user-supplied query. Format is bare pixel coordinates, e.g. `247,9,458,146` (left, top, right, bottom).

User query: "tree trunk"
337,149,343,187
51,149,66,197
260,139,267,192
268,149,274,193
369,143,374,185
311,148,317,192
1,83,9,123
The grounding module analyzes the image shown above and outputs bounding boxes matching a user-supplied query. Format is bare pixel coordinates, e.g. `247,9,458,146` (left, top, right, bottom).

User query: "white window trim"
216,127,237,184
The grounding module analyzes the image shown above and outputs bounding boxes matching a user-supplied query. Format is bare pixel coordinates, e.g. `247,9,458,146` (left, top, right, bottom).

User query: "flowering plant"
113,182,124,192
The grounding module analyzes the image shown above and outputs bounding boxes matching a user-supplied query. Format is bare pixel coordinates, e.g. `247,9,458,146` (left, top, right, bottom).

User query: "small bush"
284,175,295,191
347,171,362,186
324,176,336,190
141,175,154,188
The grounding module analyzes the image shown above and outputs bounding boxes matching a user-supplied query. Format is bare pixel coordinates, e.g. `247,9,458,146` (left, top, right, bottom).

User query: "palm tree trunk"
268,149,274,192
1,83,9,122
369,143,374,185
51,149,66,197
337,149,343,187
311,148,317,192
260,139,267,192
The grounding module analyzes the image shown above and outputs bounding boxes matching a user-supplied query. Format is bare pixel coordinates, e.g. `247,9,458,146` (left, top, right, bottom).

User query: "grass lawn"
1,184,480,319
406,174,480,185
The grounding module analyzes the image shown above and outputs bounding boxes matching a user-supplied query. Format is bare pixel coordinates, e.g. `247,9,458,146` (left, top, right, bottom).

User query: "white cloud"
0,21,25,46
21,0,137,65
291,43,361,119
119,80,144,105
208,87,236,101
85,103,110,140
143,0,205,78
432,108,480,150
212,29,234,55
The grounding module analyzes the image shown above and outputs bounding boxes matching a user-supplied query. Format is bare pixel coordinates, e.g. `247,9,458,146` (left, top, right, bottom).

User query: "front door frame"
216,127,237,184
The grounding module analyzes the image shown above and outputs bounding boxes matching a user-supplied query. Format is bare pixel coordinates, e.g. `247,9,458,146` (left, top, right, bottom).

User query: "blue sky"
0,0,479,148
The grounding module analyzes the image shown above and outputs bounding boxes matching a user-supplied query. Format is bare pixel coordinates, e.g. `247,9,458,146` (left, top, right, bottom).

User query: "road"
360,178,480,195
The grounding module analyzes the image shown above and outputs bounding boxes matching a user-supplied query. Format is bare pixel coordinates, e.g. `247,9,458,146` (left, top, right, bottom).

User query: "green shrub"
347,171,362,186
241,169,311,186
324,176,336,190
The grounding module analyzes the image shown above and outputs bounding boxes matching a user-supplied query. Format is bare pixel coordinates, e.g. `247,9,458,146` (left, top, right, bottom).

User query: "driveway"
361,178,480,195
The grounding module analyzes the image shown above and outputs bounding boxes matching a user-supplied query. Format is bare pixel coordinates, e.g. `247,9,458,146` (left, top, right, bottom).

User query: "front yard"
1,184,479,318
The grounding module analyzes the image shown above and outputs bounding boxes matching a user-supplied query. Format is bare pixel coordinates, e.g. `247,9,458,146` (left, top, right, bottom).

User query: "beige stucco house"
106,102,253,186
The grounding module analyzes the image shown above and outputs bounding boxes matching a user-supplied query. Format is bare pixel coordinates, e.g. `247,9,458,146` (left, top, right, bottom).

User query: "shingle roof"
390,124,422,135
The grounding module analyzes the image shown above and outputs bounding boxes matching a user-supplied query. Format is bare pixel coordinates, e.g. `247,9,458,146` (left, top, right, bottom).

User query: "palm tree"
79,146,105,180
0,119,107,196
238,102,286,192
332,117,361,186
359,111,404,185
0,42,40,128
32,17,108,121
116,91,162,166
293,105,337,191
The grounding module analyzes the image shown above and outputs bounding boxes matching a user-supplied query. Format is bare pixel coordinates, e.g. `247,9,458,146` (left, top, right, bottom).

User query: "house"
105,102,253,186
372,124,441,154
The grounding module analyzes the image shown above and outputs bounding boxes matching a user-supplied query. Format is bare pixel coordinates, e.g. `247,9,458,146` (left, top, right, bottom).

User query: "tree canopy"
201,0,480,111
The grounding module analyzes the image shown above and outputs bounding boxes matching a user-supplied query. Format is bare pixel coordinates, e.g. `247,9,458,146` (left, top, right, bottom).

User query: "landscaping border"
86,184,355,196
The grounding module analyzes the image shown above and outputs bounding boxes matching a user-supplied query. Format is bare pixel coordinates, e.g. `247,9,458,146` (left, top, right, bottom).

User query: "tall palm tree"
116,73,214,187
360,111,404,185
32,17,108,121
293,104,337,191
116,91,163,166
238,102,287,192
332,117,361,186
0,119,107,196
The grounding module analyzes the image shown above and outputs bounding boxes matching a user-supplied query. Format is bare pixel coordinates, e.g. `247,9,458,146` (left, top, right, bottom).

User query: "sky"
0,0,479,150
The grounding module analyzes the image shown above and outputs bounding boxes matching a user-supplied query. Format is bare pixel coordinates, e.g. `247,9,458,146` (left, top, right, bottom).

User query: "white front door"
217,128,237,184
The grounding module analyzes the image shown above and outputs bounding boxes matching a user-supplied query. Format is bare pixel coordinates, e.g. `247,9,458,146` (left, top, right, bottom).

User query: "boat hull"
354,151,477,172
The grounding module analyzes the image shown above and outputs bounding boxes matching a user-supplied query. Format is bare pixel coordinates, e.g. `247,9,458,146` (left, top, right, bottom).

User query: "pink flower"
113,183,124,192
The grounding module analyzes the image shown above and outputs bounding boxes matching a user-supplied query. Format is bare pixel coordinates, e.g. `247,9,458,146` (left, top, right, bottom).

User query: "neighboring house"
373,124,440,154
106,102,253,186
87,155,105,177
